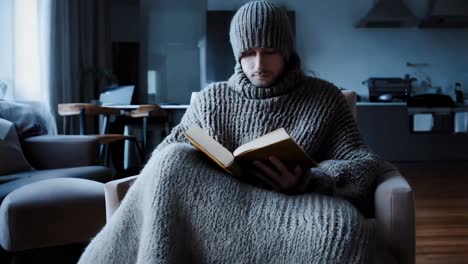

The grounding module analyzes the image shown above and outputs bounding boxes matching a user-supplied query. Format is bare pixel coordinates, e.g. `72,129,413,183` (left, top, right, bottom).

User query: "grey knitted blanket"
80,143,376,264
79,69,380,263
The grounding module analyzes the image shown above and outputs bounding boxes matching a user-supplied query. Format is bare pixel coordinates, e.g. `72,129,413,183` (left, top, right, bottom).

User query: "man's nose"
254,53,266,71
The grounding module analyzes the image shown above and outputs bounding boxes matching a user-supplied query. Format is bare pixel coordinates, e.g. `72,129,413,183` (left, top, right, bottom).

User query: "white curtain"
12,0,111,134
13,0,57,134
0,0,14,100
14,0,52,104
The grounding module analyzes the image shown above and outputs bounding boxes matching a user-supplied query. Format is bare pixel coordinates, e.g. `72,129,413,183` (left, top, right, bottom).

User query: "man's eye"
243,51,255,56
265,49,278,55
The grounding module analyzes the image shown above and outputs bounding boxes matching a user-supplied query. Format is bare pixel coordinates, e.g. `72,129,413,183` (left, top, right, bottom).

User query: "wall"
208,0,468,100
110,0,140,43
140,0,207,104
111,0,207,105
0,0,14,100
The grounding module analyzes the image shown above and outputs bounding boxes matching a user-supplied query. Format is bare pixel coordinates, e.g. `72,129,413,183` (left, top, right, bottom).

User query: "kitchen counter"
357,102,406,106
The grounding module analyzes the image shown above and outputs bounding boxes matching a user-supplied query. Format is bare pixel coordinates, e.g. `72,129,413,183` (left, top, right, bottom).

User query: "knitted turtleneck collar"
227,63,304,100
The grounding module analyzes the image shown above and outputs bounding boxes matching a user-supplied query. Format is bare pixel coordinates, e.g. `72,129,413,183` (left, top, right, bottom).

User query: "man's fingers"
253,160,288,189
254,172,281,191
253,160,280,181
243,167,278,190
268,156,293,177
251,159,303,192
293,165,303,178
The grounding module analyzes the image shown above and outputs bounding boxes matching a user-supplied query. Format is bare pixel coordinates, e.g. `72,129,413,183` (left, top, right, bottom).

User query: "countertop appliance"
365,77,414,102
407,94,455,107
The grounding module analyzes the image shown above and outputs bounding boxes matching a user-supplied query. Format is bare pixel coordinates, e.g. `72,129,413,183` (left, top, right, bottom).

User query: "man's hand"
251,156,304,193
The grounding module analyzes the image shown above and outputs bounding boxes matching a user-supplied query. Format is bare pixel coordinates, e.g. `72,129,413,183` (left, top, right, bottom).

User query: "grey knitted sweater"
156,64,381,208
78,66,381,264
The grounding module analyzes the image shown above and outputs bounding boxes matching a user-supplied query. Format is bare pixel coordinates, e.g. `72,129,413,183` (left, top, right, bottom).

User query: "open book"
183,124,317,176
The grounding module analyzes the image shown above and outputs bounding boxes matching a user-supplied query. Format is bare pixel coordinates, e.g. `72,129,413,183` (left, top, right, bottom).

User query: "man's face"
240,48,285,88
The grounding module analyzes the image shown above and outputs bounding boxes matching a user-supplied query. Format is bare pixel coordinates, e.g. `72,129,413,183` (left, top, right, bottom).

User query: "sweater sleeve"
151,94,204,154
301,89,382,205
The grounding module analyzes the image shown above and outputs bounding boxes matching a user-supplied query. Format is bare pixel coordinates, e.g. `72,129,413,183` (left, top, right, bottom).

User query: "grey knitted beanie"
229,1,294,62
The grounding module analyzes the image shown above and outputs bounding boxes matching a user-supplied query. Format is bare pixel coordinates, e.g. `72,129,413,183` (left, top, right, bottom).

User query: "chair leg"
99,144,106,166
98,115,110,160
127,137,145,165
136,139,145,165
163,121,170,138
142,117,148,155
104,144,110,167
62,116,68,135
79,108,85,135
99,143,105,161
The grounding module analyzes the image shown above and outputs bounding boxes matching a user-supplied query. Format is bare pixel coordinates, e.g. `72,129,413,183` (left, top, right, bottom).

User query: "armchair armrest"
22,135,101,169
104,175,138,221
375,161,415,264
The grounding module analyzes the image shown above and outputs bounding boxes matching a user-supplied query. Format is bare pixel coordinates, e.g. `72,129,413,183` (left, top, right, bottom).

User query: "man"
237,40,307,189
235,46,312,192
79,1,382,263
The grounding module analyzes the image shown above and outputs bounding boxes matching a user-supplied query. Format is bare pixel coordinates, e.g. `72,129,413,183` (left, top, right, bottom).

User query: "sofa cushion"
0,119,33,176
0,100,48,139
0,166,112,204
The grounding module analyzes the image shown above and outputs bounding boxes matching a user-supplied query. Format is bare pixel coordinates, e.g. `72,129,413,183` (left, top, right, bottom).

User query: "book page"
233,128,289,157
184,124,234,167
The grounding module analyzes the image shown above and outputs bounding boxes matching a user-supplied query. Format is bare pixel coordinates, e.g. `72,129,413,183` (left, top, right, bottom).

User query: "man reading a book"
79,1,385,263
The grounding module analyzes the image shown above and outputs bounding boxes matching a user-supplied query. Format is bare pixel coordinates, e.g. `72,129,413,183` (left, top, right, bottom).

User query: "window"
14,0,51,103
0,0,52,102
0,0,14,100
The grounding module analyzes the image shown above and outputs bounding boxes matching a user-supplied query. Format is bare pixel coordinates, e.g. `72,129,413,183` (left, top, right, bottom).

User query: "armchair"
103,91,415,264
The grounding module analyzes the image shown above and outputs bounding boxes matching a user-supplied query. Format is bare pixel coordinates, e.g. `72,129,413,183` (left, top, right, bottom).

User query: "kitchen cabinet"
356,103,468,162
407,106,468,133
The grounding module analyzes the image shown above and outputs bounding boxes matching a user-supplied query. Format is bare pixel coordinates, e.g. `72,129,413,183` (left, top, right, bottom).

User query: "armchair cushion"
0,119,33,176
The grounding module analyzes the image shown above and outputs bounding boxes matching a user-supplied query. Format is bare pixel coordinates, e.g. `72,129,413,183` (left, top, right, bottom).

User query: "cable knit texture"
79,70,382,263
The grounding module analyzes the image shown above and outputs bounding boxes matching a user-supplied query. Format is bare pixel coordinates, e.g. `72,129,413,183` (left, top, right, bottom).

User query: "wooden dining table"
58,103,172,156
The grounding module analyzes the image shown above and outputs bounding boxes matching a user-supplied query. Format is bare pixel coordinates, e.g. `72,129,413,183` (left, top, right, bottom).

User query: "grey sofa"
103,91,415,264
0,118,112,255
0,119,111,204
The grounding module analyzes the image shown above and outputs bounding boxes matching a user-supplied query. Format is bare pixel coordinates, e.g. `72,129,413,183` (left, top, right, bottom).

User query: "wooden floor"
396,162,468,264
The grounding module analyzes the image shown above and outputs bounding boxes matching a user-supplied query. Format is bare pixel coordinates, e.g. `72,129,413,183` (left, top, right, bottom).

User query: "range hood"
356,0,418,28
420,0,468,28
